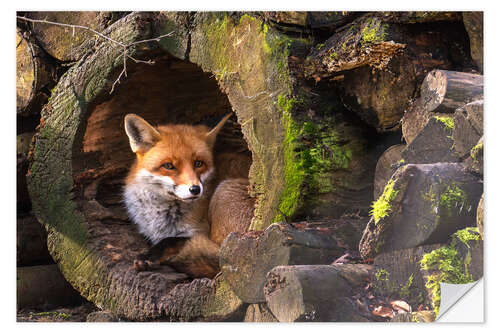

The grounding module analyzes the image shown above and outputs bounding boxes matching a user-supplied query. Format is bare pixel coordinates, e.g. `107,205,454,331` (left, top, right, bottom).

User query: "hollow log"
26,12,387,320
219,220,365,303
264,264,373,322
16,30,54,116
402,70,483,144
21,11,127,62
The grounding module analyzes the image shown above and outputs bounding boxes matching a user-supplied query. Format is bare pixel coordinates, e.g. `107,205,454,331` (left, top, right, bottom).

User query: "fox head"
124,113,231,202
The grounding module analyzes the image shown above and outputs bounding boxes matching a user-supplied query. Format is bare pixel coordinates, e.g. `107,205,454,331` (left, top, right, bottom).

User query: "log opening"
70,52,251,280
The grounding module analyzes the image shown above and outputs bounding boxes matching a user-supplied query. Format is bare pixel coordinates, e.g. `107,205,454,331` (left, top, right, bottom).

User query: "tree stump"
27,12,388,320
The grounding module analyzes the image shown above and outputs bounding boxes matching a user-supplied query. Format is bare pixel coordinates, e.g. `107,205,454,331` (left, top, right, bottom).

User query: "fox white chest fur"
123,169,196,245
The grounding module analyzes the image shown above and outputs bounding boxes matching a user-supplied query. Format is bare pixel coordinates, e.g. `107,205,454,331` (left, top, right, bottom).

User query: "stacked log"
18,11,483,322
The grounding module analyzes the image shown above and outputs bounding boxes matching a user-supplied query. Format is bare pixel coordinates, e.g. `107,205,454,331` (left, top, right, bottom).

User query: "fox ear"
124,114,161,154
206,113,232,146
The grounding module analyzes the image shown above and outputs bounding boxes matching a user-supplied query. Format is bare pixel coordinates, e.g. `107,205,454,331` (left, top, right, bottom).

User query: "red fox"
123,113,254,278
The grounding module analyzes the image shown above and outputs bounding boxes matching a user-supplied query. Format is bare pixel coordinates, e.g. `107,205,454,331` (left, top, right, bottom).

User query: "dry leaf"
372,305,394,319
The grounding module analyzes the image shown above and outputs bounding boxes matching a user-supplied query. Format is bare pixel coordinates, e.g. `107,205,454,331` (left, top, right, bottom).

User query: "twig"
16,15,175,94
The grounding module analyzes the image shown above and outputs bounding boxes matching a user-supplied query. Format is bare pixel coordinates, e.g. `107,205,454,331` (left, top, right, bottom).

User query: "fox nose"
189,185,201,195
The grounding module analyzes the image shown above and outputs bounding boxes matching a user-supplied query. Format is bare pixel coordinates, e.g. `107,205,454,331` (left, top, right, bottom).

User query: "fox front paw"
133,254,160,271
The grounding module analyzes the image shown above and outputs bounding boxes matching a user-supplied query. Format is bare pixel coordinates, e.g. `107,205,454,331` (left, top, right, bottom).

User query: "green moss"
455,227,480,246
420,238,475,316
471,140,483,160
375,268,389,281
274,95,354,221
316,43,325,50
434,116,455,131
329,51,339,60
370,179,398,224
439,183,467,213
400,274,414,298
361,19,388,46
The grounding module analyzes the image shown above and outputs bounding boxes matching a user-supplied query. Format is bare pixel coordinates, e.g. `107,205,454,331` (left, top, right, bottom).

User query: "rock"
17,213,52,266
462,12,483,72
401,116,460,164
360,163,483,259
477,193,484,239
452,100,483,158
402,70,483,144
219,221,355,303
264,264,373,322
17,264,83,310
373,245,443,308
374,145,406,199
244,303,278,322
420,227,483,315
261,11,358,31
86,311,119,322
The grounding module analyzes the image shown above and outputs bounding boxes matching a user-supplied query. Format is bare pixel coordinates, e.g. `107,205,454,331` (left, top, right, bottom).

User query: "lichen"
434,116,455,131
420,235,475,316
370,179,398,224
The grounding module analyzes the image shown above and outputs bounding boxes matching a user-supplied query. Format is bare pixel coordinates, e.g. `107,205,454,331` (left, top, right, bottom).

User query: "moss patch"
471,140,483,160
361,19,388,46
434,116,455,131
370,179,398,224
439,183,467,214
420,232,476,316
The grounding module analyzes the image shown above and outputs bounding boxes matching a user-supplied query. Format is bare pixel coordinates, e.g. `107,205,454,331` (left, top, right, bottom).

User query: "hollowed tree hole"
72,54,251,268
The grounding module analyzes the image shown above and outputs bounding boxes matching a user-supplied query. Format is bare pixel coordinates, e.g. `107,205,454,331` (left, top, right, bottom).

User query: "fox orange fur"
123,113,254,278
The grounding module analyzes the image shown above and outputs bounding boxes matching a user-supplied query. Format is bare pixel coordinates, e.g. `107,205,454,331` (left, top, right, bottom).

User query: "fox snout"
174,182,204,201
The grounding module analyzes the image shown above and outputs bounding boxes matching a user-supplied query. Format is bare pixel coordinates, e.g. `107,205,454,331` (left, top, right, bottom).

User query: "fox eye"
162,162,175,170
194,160,204,168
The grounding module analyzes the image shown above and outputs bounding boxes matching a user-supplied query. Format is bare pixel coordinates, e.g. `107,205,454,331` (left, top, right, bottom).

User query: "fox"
123,113,254,278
